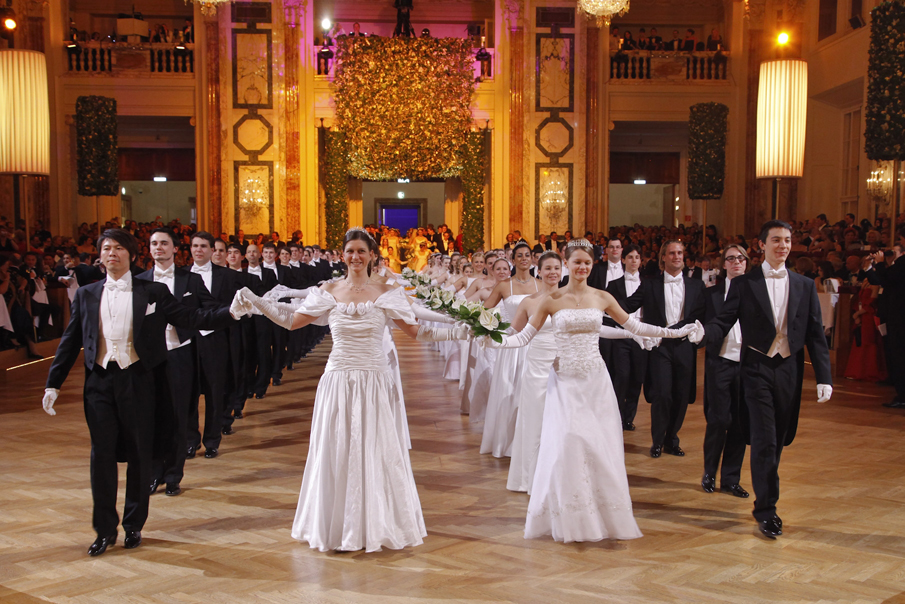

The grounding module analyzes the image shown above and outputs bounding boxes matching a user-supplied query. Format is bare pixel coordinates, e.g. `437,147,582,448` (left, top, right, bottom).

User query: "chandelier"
577,0,630,27
541,169,568,224
867,161,893,199
240,167,269,218
185,0,231,17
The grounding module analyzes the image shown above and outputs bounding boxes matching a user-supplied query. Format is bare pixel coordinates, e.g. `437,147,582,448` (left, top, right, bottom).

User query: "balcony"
609,50,729,82
65,42,195,76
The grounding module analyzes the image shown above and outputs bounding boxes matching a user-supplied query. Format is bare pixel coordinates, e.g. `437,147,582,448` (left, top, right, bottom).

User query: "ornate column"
205,18,223,235
509,27,526,232
585,25,600,232
283,0,303,234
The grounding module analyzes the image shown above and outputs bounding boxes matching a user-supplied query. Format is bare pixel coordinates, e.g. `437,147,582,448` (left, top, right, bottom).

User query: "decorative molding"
284,0,308,28
284,22,301,232
535,163,574,239
232,112,273,158
535,34,575,113
234,161,274,234
206,20,222,235
231,29,274,109
503,0,525,31
535,113,574,160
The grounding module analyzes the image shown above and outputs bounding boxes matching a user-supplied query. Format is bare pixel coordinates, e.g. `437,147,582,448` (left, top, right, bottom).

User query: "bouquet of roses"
414,286,510,343
401,267,432,289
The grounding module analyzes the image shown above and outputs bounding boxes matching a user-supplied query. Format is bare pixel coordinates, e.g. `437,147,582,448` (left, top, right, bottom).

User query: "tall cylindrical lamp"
0,50,50,247
756,59,808,218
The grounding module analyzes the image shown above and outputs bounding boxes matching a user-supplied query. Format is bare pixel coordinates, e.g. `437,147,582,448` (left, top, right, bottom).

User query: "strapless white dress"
525,308,642,542
507,315,555,492
480,294,530,457
290,288,426,552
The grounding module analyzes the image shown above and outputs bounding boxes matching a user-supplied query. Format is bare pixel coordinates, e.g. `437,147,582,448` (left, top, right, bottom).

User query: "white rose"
428,296,444,310
415,285,429,298
440,289,454,304
478,308,500,331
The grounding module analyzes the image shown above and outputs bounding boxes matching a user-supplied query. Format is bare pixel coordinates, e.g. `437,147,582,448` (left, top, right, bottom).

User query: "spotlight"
777,32,789,45
3,17,15,30
321,18,331,31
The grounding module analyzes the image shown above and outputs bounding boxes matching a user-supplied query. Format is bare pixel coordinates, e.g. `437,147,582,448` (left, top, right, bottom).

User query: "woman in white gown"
235,229,470,553
484,240,697,542
479,243,538,457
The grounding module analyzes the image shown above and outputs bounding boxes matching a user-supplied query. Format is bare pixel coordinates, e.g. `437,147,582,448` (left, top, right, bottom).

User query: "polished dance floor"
1,336,904,603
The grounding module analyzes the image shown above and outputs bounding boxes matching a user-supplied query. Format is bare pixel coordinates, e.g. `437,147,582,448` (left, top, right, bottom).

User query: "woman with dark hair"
233,228,471,553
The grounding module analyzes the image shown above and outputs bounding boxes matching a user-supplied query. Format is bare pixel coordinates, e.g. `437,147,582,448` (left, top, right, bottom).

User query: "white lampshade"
756,59,807,179
0,50,50,175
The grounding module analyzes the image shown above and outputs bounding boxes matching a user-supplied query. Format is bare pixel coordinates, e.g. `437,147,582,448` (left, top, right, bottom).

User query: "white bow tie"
104,278,129,292
191,264,211,273
624,273,640,282
664,274,683,284
263,262,277,270
154,266,174,280
766,268,788,279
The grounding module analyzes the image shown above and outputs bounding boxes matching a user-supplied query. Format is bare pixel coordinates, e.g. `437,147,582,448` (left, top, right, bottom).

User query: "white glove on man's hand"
816,384,833,403
642,337,661,351
43,388,60,416
229,289,253,319
687,320,705,344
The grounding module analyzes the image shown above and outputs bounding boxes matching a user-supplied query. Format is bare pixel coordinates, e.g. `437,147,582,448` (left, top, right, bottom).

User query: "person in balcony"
609,27,622,52
183,19,193,43
683,29,698,52
648,27,663,51
706,28,723,51
621,31,638,50
637,28,650,50
666,30,682,51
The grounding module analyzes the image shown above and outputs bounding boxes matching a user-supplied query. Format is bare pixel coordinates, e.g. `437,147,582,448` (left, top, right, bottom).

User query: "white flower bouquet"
413,286,510,343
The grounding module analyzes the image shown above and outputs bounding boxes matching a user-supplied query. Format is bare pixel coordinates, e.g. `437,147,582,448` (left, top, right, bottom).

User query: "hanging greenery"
76,96,118,196
333,36,476,181
687,102,728,200
324,130,350,250
865,0,905,160
459,131,486,253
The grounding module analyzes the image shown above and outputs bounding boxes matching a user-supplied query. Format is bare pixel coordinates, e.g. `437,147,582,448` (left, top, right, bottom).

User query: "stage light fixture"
321,18,331,31
1,7,16,31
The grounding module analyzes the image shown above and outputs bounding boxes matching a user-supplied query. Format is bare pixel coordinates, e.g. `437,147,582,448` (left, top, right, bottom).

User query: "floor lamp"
756,58,807,219
0,50,50,244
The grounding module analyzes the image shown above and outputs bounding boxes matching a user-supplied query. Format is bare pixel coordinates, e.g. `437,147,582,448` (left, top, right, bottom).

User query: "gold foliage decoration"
333,36,477,180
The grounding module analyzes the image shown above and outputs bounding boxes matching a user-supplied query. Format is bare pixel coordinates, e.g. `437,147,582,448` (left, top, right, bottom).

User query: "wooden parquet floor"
2,336,905,604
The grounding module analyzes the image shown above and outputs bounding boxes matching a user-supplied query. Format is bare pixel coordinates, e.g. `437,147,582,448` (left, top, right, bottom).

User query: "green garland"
687,102,728,200
333,36,476,180
459,131,486,253
324,130,349,250
76,96,118,196
865,0,905,160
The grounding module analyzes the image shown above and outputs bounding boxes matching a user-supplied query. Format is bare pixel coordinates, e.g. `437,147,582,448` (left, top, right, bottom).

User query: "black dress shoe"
701,473,716,493
286,363,294,371
721,484,750,498
165,483,182,496
204,448,218,459
663,444,685,457
88,533,116,556
623,421,635,431
650,445,662,458
123,530,142,549
882,399,905,409
222,425,233,435
255,392,266,400
186,446,196,459
773,514,783,529
234,410,243,419
27,352,44,360
758,518,782,539
149,478,160,495
272,378,282,386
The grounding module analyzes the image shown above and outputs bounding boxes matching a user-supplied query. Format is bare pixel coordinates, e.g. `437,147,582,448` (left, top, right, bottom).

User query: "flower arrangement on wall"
687,102,728,200
324,130,350,250
333,36,476,181
76,96,118,197
865,0,905,160
459,131,486,252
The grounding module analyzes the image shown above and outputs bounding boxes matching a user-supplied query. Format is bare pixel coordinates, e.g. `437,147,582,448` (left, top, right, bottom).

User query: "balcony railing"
609,51,729,82
65,42,195,75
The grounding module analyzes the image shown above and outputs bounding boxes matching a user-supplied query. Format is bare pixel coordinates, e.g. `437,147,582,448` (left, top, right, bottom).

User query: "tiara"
346,226,375,241
565,238,593,249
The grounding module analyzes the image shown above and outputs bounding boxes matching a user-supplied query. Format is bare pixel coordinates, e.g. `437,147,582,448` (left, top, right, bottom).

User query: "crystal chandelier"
577,0,630,27
867,161,893,199
541,169,568,224
185,0,231,17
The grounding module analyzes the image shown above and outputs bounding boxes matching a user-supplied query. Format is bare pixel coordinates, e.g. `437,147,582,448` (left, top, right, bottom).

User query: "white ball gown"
506,315,555,493
525,308,643,542
290,287,426,552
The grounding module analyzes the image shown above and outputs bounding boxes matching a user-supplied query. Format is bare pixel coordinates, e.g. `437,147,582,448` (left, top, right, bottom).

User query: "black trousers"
647,339,695,448
189,331,228,450
251,315,272,396
271,323,288,381
154,343,195,485
886,325,905,400
83,361,155,537
741,351,797,521
611,339,648,425
703,354,746,486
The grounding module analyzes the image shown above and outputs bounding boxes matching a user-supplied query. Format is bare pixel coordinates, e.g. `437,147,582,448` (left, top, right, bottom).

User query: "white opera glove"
263,285,313,301
687,320,705,344
412,303,455,324
416,323,472,342
599,325,635,340
241,287,295,330
622,316,697,340
480,323,538,349
817,384,833,403
43,388,59,416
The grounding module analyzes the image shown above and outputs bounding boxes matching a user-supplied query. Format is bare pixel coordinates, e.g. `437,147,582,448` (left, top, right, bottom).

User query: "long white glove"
817,384,833,403
688,320,706,344
481,323,538,349
240,287,295,330
416,323,472,342
263,285,314,301
43,388,59,416
599,325,647,349
623,316,697,340
412,303,455,324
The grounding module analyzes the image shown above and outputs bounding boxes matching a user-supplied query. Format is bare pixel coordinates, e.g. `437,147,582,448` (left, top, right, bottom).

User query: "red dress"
844,286,887,382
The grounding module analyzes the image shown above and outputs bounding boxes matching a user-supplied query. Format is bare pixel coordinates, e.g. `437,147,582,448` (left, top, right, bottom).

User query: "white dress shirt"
289,260,300,268
97,272,139,369
154,263,191,351
247,264,263,278
624,271,642,320
605,260,624,287
190,262,214,336
262,261,279,279
719,278,742,362
663,272,685,326
760,262,791,358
